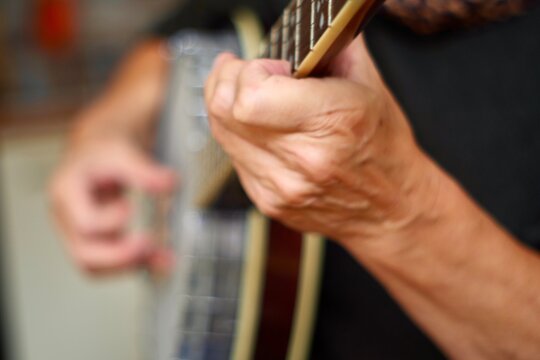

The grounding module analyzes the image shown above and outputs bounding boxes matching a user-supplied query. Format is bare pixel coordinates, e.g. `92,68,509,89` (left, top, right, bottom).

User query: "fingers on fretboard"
258,0,349,73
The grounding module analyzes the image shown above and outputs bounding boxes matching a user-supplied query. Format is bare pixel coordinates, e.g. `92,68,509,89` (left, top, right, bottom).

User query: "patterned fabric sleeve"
383,0,539,34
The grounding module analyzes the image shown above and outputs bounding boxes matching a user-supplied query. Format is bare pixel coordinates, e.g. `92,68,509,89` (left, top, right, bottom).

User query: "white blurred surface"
0,131,146,360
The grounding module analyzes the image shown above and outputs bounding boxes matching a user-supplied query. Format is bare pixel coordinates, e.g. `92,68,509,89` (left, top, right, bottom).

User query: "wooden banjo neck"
260,0,384,77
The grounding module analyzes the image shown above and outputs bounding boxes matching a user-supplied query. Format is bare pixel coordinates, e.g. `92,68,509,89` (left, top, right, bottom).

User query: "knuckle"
299,148,339,185
232,86,257,124
255,192,283,218
311,167,338,186
276,182,312,208
208,81,234,119
258,201,282,218
350,101,370,122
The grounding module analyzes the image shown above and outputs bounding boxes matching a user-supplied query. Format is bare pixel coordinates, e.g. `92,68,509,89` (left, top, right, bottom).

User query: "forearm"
203,36,540,358
347,156,540,359
50,39,177,276
71,38,170,148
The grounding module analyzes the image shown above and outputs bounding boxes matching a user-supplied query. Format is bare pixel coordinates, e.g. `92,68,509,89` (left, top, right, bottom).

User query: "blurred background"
0,1,178,359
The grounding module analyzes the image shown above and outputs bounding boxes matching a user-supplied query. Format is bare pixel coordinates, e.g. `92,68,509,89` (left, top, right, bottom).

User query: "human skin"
49,33,540,358
49,39,176,275
204,36,540,359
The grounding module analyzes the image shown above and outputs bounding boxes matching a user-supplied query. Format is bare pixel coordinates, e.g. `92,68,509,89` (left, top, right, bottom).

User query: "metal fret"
311,0,329,49
297,0,313,68
289,2,298,67
282,2,298,68
281,6,291,59
270,17,283,60
259,37,270,59
310,2,315,50
295,0,302,70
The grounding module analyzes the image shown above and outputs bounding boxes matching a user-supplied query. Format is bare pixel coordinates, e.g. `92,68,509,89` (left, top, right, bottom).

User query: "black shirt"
313,8,540,360
154,2,540,358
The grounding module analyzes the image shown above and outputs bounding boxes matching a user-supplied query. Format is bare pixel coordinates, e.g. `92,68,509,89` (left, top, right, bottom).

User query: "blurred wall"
0,130,146,360
1,0,179,111
0,1,184,359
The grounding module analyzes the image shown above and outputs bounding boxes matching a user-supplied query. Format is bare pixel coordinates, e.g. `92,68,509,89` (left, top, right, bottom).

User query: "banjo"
143,1,384,359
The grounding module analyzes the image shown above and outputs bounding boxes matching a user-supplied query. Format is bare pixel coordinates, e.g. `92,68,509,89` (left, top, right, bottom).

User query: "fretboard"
259,0,385,77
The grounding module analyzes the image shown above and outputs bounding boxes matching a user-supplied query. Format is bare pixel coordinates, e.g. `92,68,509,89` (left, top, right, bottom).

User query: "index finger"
232,59,369,132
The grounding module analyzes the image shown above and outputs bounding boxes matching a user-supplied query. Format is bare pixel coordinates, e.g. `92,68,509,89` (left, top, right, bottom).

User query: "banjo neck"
260,0,385,77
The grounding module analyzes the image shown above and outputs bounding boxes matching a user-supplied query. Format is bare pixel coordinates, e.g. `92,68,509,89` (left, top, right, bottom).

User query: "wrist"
343,151,474,261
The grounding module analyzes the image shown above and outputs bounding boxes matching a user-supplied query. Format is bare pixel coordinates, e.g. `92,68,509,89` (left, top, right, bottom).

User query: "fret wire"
310,0,315,49
311,0,329,51
290,1,297,66
281,6,290,60
259,38,270,59
270,17,283,60
297,0,313,69
271,26,277,59
329,0,334,24
295,0,302,70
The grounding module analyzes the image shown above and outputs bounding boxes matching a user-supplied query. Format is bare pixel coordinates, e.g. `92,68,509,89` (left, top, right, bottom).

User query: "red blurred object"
34,0,78,54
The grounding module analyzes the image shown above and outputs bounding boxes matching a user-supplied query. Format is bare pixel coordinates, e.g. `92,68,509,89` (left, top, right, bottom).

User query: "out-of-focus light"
33,0,78,54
